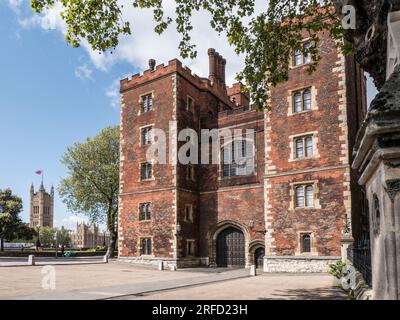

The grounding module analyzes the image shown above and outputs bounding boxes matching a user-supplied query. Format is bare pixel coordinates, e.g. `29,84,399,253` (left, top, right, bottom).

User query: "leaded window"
140,162,152,180
301,234,311,253
293,42,312,66
141,238,152,255
295,184,314,208
141,126,152,145
294,135,314,159
222,138,254,178
293,88,312,113
139,203,151,221
141,94,153,113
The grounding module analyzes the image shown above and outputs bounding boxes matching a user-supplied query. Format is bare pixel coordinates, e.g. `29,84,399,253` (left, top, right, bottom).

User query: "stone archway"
208,220,251,268
249,240,265,268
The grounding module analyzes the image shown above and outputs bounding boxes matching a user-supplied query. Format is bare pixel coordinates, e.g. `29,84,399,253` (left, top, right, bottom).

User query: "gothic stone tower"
119,30,366,270
30,183,54,228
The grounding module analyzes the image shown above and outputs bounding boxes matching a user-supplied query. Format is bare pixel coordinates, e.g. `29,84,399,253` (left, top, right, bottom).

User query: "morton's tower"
29,182,54,228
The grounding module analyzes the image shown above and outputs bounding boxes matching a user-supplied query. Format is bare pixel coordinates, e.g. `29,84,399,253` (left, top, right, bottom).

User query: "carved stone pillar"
352,65,400,300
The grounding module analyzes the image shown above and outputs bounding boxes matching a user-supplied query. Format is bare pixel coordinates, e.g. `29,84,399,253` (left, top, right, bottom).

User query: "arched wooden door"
254,247,265,268
217,227,245,267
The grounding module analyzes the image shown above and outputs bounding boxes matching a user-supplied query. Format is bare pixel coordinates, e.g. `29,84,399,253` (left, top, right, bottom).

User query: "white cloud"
108,1,245,86
14,0,246,86
57,215,87,230
18,1,66,32
105,79,121,109
74,64,93,80
7,0,23,14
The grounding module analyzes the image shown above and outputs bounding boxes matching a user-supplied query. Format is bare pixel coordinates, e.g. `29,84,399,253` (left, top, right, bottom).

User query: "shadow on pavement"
259,287,346,300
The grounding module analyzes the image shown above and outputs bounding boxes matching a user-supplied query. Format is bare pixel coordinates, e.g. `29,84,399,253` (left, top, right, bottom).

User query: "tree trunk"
106,206,117,258
106,228,117,258
0,238,4,252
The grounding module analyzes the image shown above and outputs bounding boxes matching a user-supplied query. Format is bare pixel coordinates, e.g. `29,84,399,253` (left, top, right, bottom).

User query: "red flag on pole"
35,170,43,175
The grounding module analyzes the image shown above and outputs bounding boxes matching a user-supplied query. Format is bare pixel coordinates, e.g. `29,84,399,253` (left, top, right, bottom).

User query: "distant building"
69,222,110,249
29,182,54,228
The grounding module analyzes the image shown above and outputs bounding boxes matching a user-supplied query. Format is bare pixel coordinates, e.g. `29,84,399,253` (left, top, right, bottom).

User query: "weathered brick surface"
266,31,366,257
267,171,346,256
119,34,366,268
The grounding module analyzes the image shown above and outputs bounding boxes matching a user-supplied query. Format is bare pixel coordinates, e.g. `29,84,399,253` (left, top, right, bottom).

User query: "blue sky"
0,1,134,229
0,0,378,230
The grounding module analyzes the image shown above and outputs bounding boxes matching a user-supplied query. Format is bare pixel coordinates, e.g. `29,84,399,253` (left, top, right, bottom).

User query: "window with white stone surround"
141,126,153,145
140,238,152,255
295,185,314,208
290,181,321,210
293,88,312,113
140,162,153,181
300,233,311,253
289,132,319,161
292,41,312,67
139,203,151,221
140,93,153,113
295,231,317,256
288,86,317,116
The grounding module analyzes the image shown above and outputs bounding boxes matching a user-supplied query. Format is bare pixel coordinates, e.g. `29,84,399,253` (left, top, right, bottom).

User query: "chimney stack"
221,58,226,87
149,59,156,71
208,48,226,89
208,48,216,84
215,52,221,85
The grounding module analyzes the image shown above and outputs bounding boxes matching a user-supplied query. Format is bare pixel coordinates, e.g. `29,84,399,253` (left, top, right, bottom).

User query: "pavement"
0,256,106,267
0,260,345,300
115,273,345,300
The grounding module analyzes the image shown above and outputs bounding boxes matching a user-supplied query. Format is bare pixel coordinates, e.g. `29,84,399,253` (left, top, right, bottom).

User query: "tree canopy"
58,126,119,257
38,226,71,247
30,0,348,109
0,189,36,251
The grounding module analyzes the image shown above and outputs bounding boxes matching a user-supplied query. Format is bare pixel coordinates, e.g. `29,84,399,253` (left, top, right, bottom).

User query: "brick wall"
119,36,366,270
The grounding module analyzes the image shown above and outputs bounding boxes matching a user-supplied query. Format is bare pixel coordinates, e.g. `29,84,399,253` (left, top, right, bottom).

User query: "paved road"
0,261,345,300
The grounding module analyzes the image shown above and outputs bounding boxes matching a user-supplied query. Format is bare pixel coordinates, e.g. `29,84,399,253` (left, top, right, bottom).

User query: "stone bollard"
250,265,256,276
170,264,177,271
103,255,108,263
158,261,164,271
28,255,35,266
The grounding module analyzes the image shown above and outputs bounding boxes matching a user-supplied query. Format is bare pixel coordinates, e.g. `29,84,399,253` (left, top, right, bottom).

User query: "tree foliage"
31,0,348,109
58,126,119,257
38,226,70,246
0,189,36,251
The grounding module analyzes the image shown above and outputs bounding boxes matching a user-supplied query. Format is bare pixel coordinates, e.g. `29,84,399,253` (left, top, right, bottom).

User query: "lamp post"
54,230,58,259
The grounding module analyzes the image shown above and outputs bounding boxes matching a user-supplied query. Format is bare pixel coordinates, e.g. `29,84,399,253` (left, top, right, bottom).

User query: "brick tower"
119,30,366,271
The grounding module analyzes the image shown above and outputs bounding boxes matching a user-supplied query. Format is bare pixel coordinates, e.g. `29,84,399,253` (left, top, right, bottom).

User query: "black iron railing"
351,239,372,287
